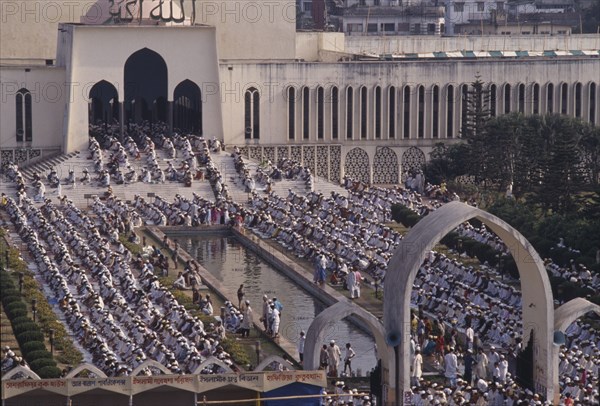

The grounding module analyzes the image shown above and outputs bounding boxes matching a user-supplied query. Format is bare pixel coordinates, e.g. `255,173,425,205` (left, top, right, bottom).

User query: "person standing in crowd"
475,347,489,382
237,284,245,308
319,344,329,370
443,347,458,388
327,340,342,377
343,342,356,376
240,300,253,338
464,348,475,385
261,295,269,332
272,297,283,317
298,331,305,365
411,348,423,387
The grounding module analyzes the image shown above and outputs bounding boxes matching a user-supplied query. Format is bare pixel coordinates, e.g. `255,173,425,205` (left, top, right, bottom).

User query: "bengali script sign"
3,379,67,398
263,371,327,391
1,370,327,400
69,378,129,396
131,374,196,394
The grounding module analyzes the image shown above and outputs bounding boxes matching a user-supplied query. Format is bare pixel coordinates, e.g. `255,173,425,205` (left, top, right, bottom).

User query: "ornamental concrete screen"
384,202,555,402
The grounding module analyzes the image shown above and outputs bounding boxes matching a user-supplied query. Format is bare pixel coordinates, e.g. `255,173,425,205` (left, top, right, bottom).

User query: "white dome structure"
81,0,189,26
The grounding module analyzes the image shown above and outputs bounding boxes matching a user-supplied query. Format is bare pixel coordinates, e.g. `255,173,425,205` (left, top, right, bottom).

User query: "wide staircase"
20,151,80,182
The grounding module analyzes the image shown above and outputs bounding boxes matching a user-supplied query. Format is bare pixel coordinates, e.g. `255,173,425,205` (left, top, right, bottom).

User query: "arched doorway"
303,302,393,384
344,147,370,184
385,202,554,401
173,79,202,134
124,48,168,125
373,147,399,184
88,80,119,134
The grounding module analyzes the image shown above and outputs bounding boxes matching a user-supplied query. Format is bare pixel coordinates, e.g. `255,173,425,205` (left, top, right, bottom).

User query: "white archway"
554,298,600,333
193,356,234,374
303,302,393,385
1,365,41,381
131,360,171,376
254,355,295,372
65,363,108,378
385,201,554,401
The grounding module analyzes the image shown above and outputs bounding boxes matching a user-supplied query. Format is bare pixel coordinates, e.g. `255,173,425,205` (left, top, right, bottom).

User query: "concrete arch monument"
0,366,41,381
554,297,600,333
384,201,554,401
254,355,296,372
193,356,234,374
551,297,600,402
65,363,108,378
303,302,393,383
131,360,171,376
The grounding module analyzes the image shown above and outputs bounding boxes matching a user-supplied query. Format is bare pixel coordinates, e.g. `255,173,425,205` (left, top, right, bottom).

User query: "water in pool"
179,235,378,376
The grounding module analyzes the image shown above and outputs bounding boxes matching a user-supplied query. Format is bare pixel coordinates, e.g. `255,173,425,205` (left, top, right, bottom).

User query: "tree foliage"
426,110,600,214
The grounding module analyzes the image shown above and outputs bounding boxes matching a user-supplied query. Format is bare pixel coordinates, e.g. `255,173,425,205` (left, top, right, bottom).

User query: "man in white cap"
327,340,342,377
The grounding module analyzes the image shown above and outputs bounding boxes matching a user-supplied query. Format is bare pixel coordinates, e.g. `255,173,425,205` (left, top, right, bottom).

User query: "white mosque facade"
1,0,599,184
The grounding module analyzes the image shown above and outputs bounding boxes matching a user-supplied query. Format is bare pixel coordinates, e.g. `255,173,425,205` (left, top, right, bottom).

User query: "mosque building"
1,0,599,184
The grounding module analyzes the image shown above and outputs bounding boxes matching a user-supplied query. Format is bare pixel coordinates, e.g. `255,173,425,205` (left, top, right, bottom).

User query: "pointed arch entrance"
88,80,119,133
385,201,554,401
174,79,202,134
124,48,168,124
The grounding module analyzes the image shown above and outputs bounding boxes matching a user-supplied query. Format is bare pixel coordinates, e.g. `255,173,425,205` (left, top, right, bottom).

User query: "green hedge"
29,358,57,371
25,350,54,363
17,330,44,344
8,308,27,318
13,322,40,335
2,288,19,298
37,366,62,379
390,204,422,228
10,316,32,326
20,341,46,356
5,301,27,317
3,295,23,307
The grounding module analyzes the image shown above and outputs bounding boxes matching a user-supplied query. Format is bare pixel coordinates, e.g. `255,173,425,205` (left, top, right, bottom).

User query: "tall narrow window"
332,86,339,139
590,83,596,125
490,84,497,116
375,86,381,139
518,84,525,113
533,83,540,115
575,83,582,118
432,85,439,138
244,87,260,139
302,87,310,140
317,86,324,140
461,84,468,134
418,85,425,138
346,86,354,139
16,92,24,142
561,83,568,115
403,86,410,139
388,86,396,139
547,83,554,113
504,84,511,114
288,87,296,140
15,88,32,142
447,85,454,138
360,86,367,139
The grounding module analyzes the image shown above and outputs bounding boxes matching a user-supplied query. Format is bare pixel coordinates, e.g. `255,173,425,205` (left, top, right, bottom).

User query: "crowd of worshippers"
231,147,315,194
3,125,599,398
320,379,372,406
2,193,243,376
